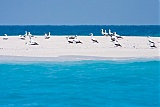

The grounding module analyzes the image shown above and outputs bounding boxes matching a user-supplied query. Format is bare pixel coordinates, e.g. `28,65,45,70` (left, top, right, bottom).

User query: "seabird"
108,29,113,36
26,38,39,45
113,32,123,39
90,33,98,43
73,36,83,44
66,36,74,43
114,40,122,47
19,35,25,40
68,35,76,39
150,42,157,48
101,29,108,36
110,35,117,42
28,32,34,37
148,36,154,43
104,30,108,36
24,31,27,37
101,29,104,35
3,34,8,40
44,32,51,39
148,37,156,48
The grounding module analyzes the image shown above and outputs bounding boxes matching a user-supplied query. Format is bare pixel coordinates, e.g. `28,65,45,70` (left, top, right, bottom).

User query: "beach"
0,36,159,61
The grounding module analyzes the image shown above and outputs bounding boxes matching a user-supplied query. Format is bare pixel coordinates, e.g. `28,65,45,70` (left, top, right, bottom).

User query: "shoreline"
0,55,159,63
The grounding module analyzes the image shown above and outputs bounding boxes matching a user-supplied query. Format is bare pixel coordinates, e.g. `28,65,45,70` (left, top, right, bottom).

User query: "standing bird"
108,29,113,36
19,35,25,40
150,42,156,48
148,36,156,48
66,36,74,43
3,34,8,40
73,35,83,44
114,40,122,47
104,30,108,36
110,35,117,42
113,32,123,39
28,32,34,37
101,29,108,36
148,36,154,43
24,31,27,37
90,33,98,43
44,32,51,39
67,35,76,39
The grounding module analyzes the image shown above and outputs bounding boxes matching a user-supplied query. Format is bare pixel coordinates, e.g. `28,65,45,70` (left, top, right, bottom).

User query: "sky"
0,0,159,25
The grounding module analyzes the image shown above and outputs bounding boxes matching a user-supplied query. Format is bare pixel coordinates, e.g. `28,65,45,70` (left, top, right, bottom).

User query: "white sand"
0,36,159,60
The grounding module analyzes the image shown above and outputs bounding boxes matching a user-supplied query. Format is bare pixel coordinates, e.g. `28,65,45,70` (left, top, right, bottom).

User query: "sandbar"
0,36,159,61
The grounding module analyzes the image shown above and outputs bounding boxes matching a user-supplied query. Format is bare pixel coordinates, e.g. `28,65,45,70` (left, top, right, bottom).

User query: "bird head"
90,33,93,36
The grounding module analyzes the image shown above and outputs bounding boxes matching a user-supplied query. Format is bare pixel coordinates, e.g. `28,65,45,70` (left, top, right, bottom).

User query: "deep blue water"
0,25,160,36
0,60,159,107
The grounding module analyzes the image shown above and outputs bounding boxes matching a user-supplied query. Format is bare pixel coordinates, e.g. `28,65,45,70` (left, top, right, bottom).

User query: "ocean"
0,25,160,36
0,60,159,107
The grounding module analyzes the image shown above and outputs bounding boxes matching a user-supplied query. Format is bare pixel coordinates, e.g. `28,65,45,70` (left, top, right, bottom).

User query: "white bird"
113,32,123,39
44,32,51,39
73,35,83,44
26,42,39,45
67,35,76,40
44,33,48,39
66,35,77,43
148,36,154,43
44,33,47,36
108,29,113,36
90,33,98,43
28,32,34,37
66,37,74,43
26,38,38,45
101,29,104,35
31,39,38,45
147,36,156,48
101,29,108,36
24,31,27,37
104,30,108,36
19,35,25,40
110,35,117,42
114,40,122,47
149,42,156,48
3,34,8,40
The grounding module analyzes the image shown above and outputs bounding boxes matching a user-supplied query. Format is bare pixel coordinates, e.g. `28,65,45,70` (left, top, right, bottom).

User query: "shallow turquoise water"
0,60,159,107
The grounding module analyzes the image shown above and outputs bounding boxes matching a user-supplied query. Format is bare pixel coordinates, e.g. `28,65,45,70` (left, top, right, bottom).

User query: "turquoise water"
0,25,160,36
0,60,159,107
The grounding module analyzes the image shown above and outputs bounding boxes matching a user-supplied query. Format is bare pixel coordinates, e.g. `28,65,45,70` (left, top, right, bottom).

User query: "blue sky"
0,0,159,25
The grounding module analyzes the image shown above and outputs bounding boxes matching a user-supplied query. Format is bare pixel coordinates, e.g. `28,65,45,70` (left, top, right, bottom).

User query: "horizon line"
0,24,159,26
